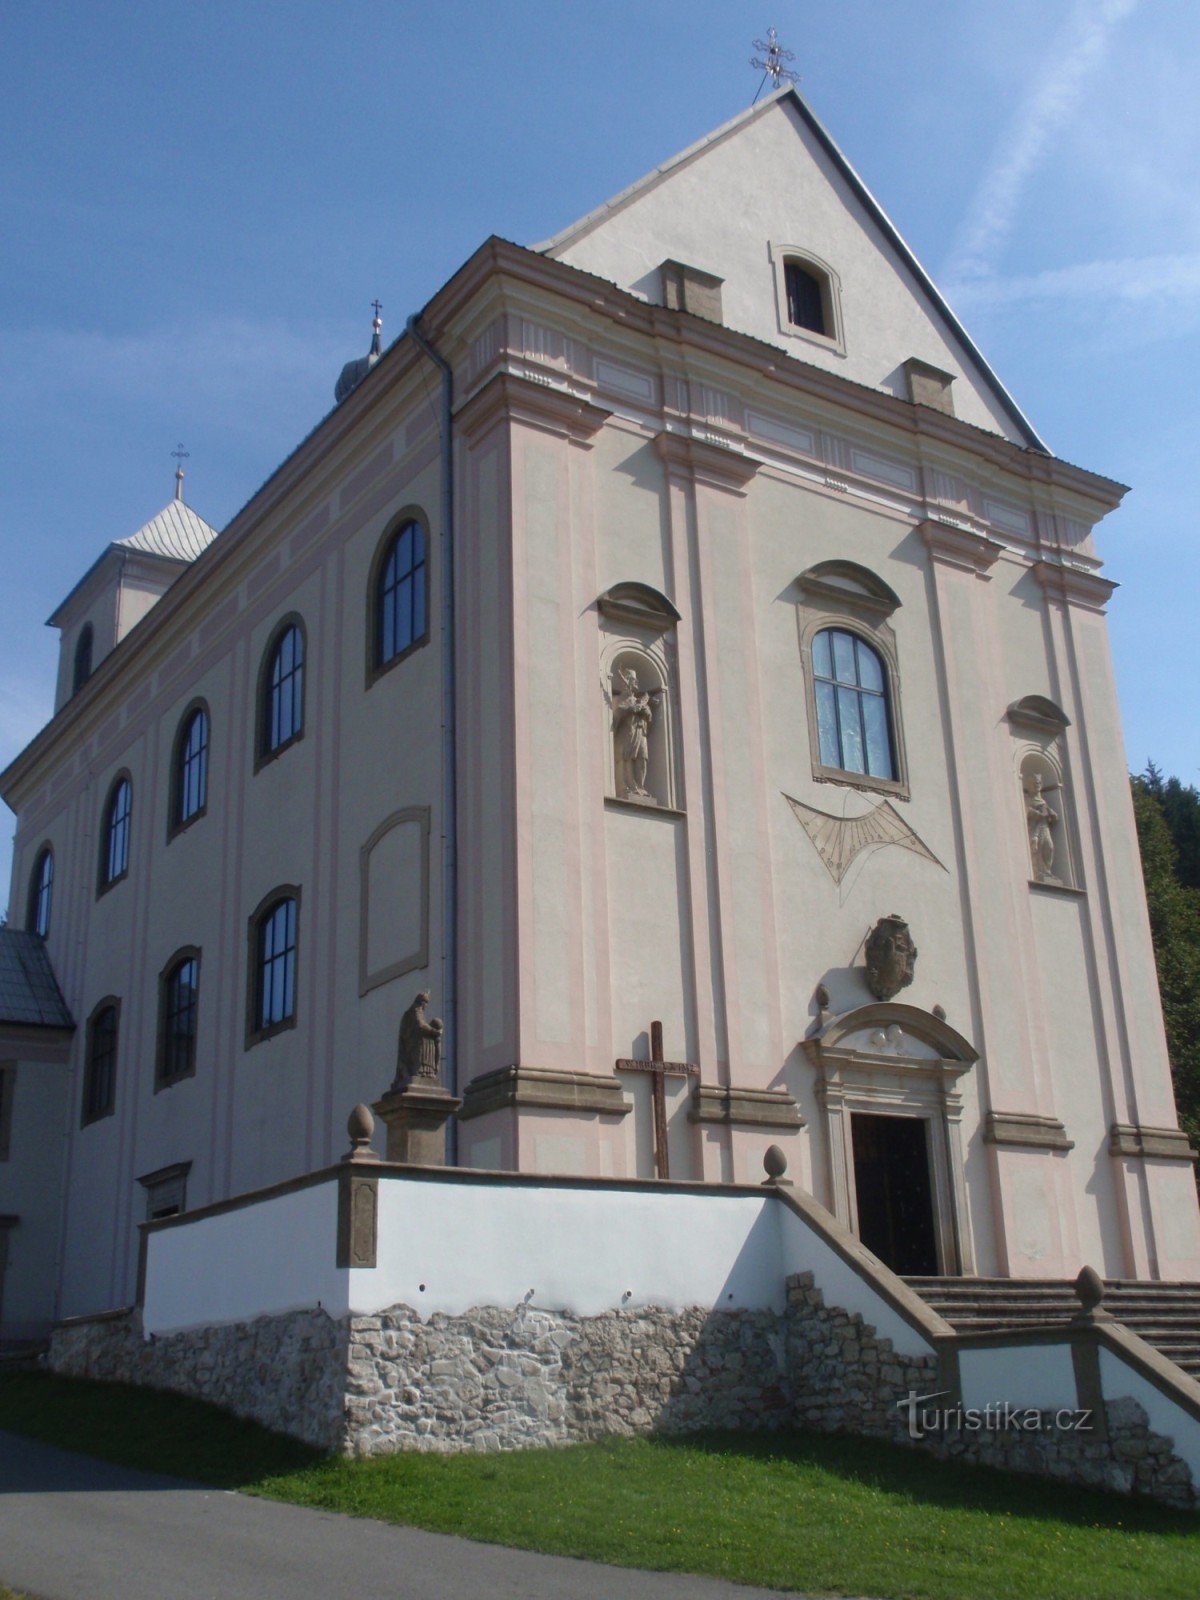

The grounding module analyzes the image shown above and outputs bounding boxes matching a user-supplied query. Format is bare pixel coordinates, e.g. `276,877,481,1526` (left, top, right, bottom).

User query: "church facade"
3,86,1197,1342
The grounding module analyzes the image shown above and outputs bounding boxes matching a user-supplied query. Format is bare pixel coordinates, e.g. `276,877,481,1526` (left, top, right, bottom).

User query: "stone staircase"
904,1276,1200,1381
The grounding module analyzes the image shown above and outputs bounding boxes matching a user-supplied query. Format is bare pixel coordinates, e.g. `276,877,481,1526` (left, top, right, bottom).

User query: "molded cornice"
653,430,760,495
1033,560,1118,613
457,369,611,447
920,519,1004,575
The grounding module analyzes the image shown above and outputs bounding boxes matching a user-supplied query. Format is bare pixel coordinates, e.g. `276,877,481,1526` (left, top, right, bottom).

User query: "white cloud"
946,0,1140,282
950,251,1200,308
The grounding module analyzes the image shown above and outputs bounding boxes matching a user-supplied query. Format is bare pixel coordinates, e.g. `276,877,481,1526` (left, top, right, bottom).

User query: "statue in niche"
864,914,917,1002
611,666,664,803
1025,773,1061,885
393,991,444,1090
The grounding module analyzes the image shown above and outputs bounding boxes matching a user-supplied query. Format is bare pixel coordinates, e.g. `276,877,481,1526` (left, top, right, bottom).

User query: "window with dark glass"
83,1002,119,1125
812,628,895,780
28,847,53,938
785,261,827,335
159,955,199,1086
255,897,297,1034
262,623,305,756
376,519,427,669
173,706,209,827
100,777,132,887
73,624,94,694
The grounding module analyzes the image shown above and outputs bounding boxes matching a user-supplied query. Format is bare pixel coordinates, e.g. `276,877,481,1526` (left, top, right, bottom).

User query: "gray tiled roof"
116,499,219,562
0,929,74,1029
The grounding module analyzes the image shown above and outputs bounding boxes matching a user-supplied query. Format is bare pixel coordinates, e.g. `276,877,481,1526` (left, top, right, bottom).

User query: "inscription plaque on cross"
616,1020,699,1179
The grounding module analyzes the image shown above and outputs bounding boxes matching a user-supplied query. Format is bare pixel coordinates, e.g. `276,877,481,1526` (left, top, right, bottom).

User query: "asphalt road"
0,1430,830,1600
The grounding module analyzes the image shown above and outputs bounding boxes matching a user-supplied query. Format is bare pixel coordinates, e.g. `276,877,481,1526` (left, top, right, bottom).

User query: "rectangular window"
137,1162,190,1221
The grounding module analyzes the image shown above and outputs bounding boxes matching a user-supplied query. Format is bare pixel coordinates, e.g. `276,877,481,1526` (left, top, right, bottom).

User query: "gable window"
172,704,209,832
158,951,200,1087
258,619,305,762
772,246,844,353
785,262,826,335
812,628,895,781
73,624,94,694
82,999,119,1125
371,516,428,681
99,775,132,891
27,846,54,938
248,890,299,1044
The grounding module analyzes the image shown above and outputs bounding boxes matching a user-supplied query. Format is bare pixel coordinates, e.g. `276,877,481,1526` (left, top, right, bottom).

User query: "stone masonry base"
46,1273,1196,1510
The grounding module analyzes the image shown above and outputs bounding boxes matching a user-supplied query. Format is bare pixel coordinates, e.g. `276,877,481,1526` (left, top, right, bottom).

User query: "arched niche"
802,1002,978,1275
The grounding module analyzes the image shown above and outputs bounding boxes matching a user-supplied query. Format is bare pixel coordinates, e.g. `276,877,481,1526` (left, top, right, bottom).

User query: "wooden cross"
616,1020,699,1179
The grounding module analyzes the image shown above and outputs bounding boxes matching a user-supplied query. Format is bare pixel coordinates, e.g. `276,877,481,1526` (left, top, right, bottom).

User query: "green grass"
3,1373,1200,1599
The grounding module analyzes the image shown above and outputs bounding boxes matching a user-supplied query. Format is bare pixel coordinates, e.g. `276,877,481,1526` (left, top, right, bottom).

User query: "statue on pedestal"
394,990,443,1090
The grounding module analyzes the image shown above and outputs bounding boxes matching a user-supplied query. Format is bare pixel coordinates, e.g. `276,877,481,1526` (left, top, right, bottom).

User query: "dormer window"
771,245,844,354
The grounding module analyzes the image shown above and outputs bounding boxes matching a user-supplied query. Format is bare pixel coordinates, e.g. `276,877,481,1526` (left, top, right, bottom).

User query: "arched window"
248,891,299,1042
73,624,94,694
27,846,53,938
259,620,305,761
785,261,827,335
811,628,895,781
82,999,119,1125
99,776,132,890
158,951,200,1086
172,704,209,830
372,517,428,676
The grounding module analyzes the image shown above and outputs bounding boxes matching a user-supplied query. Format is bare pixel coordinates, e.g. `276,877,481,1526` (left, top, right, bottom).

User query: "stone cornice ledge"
653,429,760,495
689,1084,805,1130
919,518,1003,575
1109,1122,1199,1163
456,369,612,448
458,1064,632,1122
1033,560,1118,613
984,1111,1074,1152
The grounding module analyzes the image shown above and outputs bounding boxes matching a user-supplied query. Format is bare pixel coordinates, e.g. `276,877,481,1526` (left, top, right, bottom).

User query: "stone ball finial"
345,1102,378,1163
763,1144,790,1184
1074,1264,1105,1313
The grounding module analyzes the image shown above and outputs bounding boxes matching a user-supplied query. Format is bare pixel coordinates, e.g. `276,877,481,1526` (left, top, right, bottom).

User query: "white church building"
3,84,1198,1347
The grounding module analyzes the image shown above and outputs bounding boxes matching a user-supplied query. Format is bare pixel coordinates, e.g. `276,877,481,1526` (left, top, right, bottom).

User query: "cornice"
1033,560,1118,613
919,519,1004,575
653,429,760,495
456,369,611,447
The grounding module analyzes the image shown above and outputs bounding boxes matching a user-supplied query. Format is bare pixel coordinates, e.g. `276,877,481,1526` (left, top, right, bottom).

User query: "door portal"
850,1112,939,1275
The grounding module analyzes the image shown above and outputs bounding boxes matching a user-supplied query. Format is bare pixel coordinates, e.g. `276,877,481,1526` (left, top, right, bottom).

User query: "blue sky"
1,0,1196,896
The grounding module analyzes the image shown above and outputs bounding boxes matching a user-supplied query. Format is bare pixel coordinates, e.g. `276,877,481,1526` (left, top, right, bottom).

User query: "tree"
1131,769,1200,1155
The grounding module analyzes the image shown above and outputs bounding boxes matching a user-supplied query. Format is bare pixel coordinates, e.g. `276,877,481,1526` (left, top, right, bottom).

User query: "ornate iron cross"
616,1020,699,1179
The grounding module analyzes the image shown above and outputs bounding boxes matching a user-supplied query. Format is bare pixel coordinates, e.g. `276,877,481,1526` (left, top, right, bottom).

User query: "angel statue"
609,666,664,802
1026,773,1060,884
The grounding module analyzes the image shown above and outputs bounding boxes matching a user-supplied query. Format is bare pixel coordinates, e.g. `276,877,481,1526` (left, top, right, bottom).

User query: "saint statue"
612,666,664,802
393,990,444,1090
1026,774,1060,884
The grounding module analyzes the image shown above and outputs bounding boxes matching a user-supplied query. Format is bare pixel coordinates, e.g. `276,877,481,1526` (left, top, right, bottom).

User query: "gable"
540,90,1041,448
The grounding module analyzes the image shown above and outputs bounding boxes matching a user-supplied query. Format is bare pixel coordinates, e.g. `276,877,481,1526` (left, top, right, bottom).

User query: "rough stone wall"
45,1273,1198,1509
49,1306,346,1453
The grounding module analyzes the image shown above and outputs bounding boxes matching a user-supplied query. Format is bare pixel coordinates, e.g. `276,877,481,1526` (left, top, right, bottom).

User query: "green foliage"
4,1373,1200,1600
1132,769,1200,1151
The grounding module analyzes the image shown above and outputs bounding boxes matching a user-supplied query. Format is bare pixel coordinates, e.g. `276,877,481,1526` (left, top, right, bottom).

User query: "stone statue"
864,914,917,1002
1026,773,1060,884
611,666,663,802
394,990,444,1089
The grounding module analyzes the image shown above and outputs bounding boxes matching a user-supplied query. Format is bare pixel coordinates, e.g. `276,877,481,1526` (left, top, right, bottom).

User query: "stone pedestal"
372,1082,462,1166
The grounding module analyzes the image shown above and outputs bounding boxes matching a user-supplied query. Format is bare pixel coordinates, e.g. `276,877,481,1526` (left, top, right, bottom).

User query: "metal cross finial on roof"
171,443,189,502
370,299,383,356
751,27,798,101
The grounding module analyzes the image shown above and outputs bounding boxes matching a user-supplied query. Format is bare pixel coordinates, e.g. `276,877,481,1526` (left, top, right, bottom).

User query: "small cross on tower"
750,27,798,100
171,443,189,502
616,1020,699,1179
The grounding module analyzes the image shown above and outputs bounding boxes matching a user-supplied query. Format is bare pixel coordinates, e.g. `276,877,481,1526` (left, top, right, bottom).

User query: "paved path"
0,1430,827,1600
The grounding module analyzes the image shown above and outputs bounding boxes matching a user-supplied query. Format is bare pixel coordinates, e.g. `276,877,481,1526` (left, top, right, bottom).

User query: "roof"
116,499,219,562
535,85,1047,454
0,929,74,1030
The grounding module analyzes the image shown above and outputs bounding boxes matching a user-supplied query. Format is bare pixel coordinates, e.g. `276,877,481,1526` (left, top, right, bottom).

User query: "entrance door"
850,1112,939,1275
